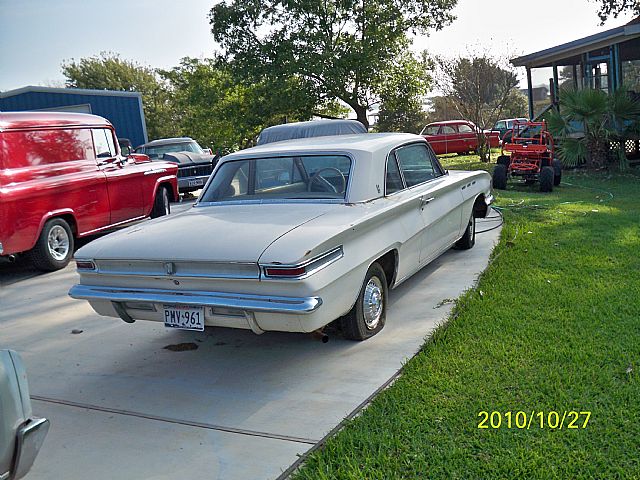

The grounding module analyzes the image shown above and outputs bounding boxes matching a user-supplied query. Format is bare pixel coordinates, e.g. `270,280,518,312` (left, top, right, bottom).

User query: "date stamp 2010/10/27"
478,411,591,430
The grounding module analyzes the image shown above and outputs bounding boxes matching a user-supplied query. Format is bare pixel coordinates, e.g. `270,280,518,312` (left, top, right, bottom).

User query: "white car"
69,133,492,340
1,350,49,480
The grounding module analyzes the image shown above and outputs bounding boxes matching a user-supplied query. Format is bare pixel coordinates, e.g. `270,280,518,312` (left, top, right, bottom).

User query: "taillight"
262,246,343,279
75,259,96,270
264,266,306,277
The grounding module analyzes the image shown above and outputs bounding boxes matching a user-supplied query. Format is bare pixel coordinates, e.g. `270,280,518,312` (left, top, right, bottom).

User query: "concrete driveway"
0,211,501,480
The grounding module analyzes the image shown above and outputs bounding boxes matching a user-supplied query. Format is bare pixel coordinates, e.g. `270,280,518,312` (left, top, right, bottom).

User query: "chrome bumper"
69,284,322,315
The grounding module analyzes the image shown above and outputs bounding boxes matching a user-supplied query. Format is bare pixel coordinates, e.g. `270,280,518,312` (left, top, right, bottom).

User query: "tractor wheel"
553,159,562,186
540,166,554,192
492,164,507,190
497,155,510,167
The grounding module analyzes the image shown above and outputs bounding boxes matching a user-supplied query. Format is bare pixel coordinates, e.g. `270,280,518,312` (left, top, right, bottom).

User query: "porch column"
526,66,534,119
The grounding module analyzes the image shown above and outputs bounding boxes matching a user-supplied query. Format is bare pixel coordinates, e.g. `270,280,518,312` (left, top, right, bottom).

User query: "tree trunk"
477,132,490,162
353,104,369,130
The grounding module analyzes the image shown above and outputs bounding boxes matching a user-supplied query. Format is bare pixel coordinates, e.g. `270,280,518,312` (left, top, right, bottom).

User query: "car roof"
426,120,471,126
257,120,367,145
0,112,112,131
137,137,195,148
223,133,423,162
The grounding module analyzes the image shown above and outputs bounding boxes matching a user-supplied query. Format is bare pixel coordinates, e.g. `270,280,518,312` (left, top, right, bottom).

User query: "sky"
0,0,635,92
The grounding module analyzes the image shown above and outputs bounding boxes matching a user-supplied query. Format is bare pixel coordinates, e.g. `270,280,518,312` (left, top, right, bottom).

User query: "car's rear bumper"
69,284,322,315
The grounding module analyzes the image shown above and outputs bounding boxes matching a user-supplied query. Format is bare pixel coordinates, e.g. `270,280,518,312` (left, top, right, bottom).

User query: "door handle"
420,196,435,208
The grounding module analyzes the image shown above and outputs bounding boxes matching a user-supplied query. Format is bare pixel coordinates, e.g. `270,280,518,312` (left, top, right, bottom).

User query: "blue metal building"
0,86,148,147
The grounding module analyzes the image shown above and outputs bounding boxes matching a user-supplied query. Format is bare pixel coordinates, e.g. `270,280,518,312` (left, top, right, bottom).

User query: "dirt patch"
163,342,199,352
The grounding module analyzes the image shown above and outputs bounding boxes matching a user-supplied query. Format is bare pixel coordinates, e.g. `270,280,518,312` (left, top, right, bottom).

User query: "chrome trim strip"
260,246,344,280
69,285,322,314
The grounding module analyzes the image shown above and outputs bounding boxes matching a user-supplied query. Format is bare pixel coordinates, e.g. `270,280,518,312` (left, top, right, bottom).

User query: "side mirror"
0,350,49,480
120,145,133,156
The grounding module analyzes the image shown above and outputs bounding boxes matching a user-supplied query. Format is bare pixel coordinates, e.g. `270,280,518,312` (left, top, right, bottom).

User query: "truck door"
92,128,144,225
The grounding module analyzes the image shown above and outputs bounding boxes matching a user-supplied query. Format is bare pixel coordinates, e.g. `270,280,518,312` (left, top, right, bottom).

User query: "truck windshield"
200,155,352,202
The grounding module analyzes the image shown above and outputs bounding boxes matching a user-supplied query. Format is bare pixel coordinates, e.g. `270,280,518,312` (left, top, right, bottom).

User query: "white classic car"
69,133,493,340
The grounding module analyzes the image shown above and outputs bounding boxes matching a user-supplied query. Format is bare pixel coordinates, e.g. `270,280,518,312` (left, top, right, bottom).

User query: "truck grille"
178,164,214,178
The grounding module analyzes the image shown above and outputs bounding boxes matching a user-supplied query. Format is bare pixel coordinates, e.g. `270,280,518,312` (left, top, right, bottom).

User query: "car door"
92,128,145,224
421,125,447,155
457,122,478,152
439,124,459,154
394,143,464,263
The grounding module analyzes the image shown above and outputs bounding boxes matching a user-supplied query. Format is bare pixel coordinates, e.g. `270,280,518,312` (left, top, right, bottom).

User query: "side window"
92,129,116,158
425,145,445,177
421,125,440,136
385,153,404,194
441,125,457,134
395,144,436,187
1,129,94,168
459,124,474,133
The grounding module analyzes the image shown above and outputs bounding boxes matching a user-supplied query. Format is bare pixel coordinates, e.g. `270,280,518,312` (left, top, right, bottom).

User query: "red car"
0,112,179,271
420,120,500,155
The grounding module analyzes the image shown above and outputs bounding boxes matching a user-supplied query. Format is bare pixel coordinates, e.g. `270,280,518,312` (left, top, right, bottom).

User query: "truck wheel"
27,218,74,271
553,159,562,186
497,155,510,167
151,186,170,218
540,166,554,192
492,164,507,190
341,263,387,341
454,214,476,250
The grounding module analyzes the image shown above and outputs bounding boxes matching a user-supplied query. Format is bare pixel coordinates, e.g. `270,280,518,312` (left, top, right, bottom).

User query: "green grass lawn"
292,154,640,479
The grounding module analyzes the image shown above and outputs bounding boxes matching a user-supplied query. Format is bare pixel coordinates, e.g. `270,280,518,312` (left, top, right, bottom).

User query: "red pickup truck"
0,112,178,271
421,120,501,155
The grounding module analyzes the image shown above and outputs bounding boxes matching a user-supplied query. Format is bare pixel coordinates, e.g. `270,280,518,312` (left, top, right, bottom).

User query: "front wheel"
27,218,74,271
341,263,388,341
151,186,170,218
540,166,554,192
454,214,476,250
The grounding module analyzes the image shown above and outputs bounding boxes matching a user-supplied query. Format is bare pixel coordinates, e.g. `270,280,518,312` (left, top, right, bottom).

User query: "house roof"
0,85,143,99
511,16,640,68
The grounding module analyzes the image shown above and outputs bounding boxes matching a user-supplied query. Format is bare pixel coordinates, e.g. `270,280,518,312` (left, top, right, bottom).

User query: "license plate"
188,178,204,187
163,305,205,331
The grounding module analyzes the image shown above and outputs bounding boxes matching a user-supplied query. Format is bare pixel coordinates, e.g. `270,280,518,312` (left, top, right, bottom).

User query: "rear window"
200,155,352,202
0,128,95,169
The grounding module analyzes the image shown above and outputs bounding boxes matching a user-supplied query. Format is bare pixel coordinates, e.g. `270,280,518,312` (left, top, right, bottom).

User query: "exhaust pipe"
0,255,17,264
311,329,329,343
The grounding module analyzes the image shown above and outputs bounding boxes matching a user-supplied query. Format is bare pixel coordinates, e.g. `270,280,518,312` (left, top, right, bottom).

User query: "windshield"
200,155,352,202
139,141,204,159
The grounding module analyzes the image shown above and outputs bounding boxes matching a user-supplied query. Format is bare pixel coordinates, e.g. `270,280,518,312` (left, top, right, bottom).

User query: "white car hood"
76,203,339,263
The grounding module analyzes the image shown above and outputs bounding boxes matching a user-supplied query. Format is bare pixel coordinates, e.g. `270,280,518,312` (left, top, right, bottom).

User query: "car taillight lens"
75,260,96,270
264,266,306,277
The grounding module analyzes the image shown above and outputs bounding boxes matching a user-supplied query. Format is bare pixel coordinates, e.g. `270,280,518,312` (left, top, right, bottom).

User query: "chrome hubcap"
47,225,70,261
363,276,384,330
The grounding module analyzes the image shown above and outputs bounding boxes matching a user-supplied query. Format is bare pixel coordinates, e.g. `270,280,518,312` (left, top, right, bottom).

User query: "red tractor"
492,120,562,192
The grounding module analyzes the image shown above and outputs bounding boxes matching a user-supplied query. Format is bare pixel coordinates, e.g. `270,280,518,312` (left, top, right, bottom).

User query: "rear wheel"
497,155,510,167
492,164,507,190
540,166,554,192
151,186,170,218
341,263,387,341
454,214,476,250
553,159,562,186
27,218,74,271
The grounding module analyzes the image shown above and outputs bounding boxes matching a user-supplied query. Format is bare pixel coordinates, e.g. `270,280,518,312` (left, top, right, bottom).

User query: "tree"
436,54,520,161
547,87,640,169
593,0,640,23
210,0,457,129
161,58,347,152
62,52,177,141
375,50,431,133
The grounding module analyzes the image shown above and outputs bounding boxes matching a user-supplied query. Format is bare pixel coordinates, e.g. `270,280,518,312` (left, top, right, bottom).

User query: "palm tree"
547,87,640,169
